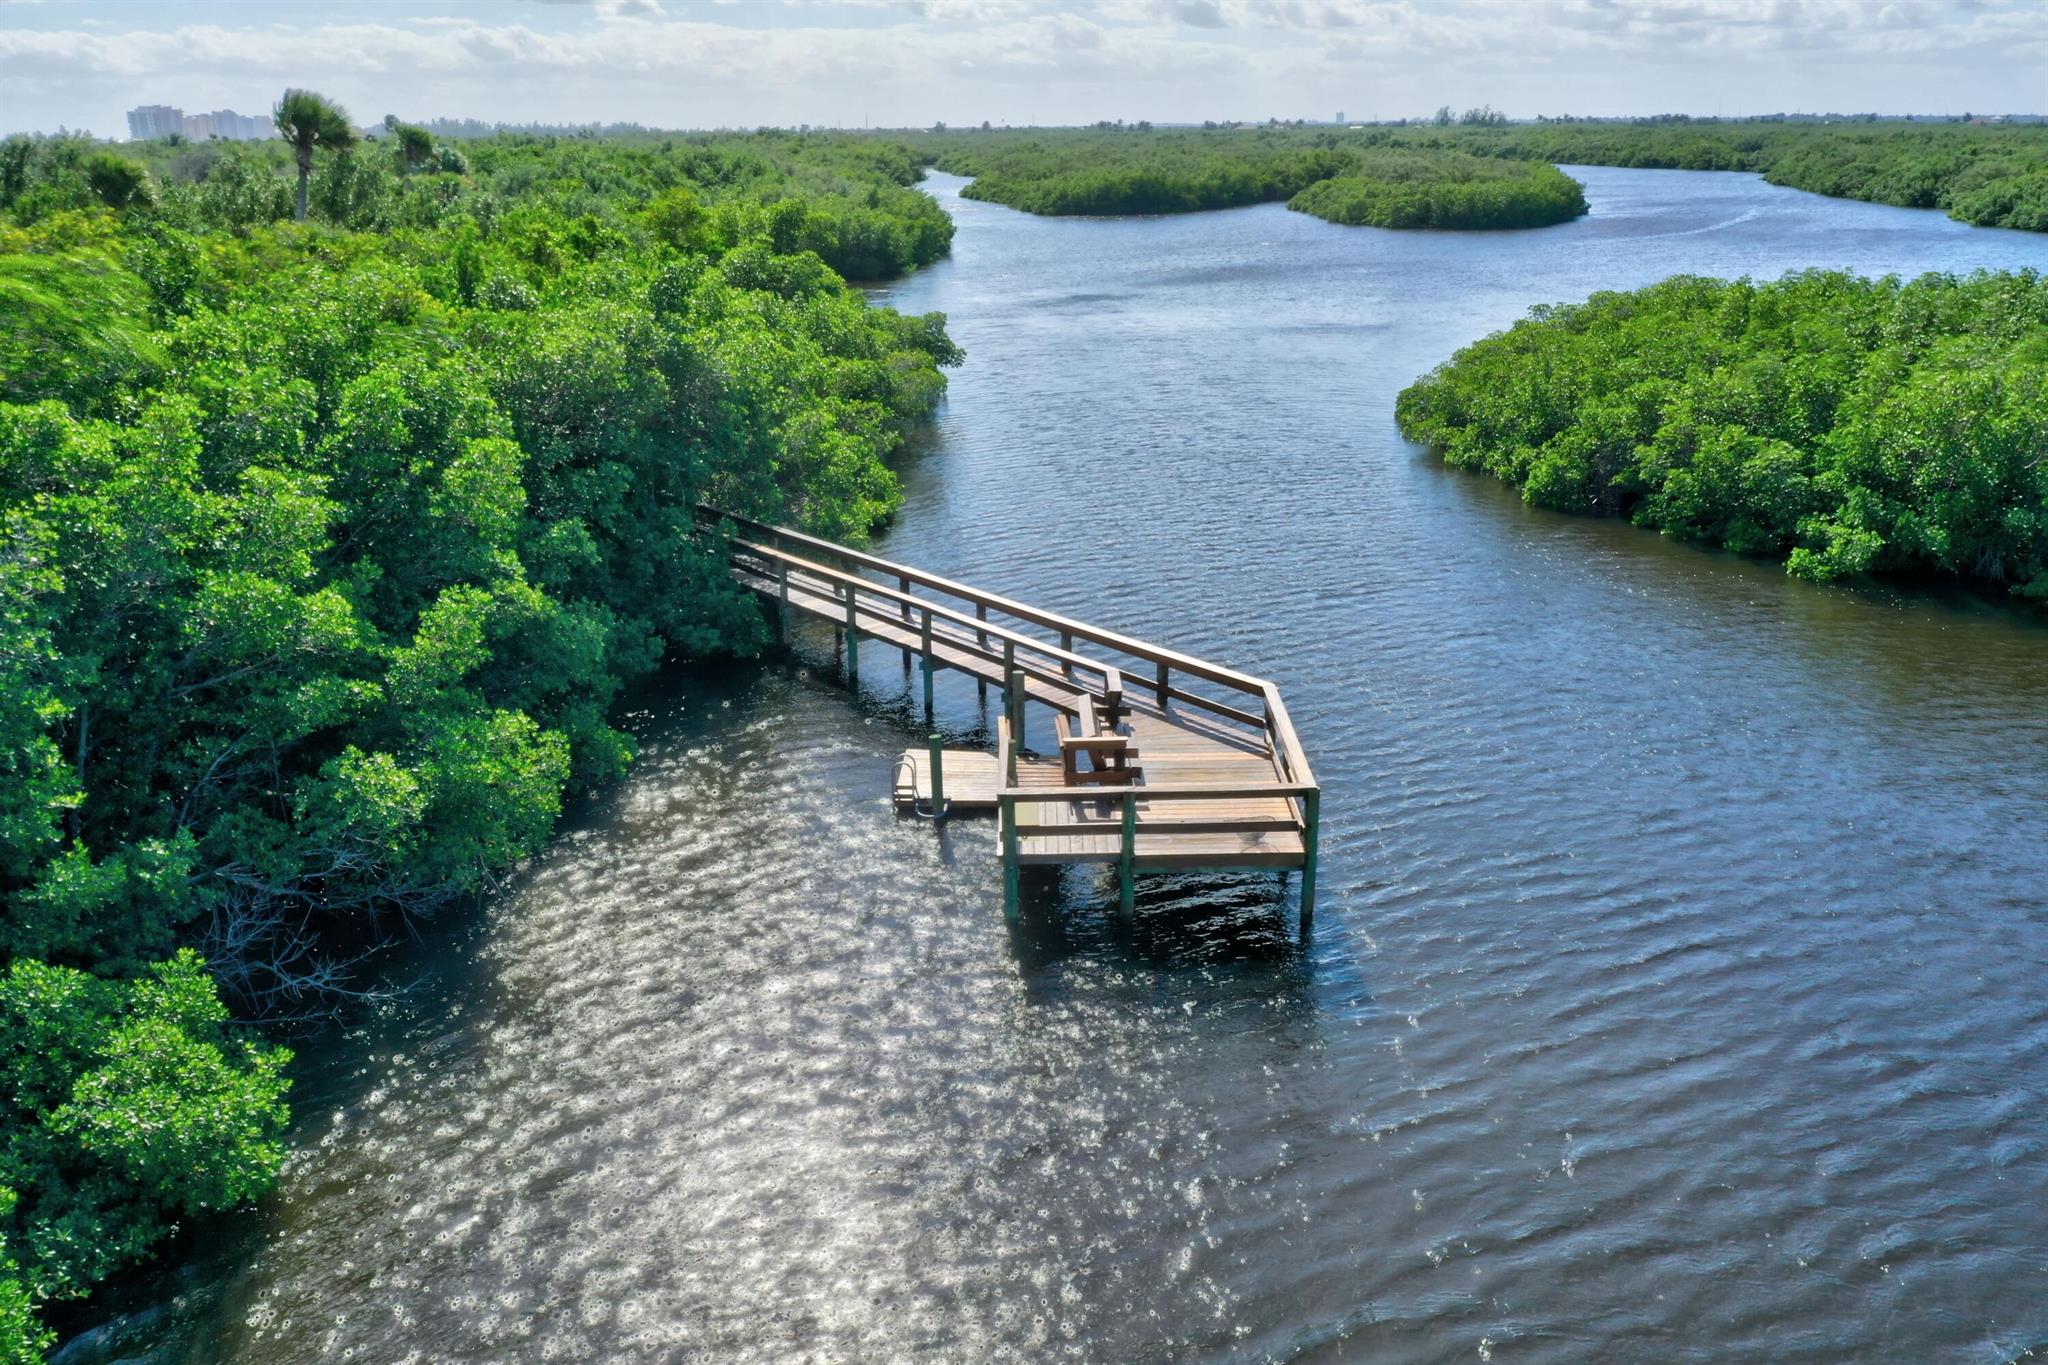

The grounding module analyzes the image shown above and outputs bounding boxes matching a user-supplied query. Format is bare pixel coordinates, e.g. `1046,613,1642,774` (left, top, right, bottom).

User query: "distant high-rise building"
1335,111,1346,124
125,104,270,142
203,109,267,140
127,104,184,140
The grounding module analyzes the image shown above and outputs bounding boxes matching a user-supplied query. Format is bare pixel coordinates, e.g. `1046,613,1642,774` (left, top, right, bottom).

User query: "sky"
2,0,2044,139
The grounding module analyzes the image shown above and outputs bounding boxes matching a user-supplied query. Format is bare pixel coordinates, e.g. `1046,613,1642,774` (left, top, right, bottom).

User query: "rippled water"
144,168,2048,1363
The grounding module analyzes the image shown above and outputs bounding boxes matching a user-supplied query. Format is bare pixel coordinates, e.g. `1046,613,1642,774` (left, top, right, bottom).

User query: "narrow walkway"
704,508,1321,922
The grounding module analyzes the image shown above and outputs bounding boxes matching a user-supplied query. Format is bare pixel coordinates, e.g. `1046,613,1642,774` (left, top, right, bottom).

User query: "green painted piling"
1299,788,1320,929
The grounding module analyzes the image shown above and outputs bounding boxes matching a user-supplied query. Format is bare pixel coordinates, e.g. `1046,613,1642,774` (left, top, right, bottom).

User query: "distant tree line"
913,127,1588,230
909,119,2048,235
1400,119,2048,232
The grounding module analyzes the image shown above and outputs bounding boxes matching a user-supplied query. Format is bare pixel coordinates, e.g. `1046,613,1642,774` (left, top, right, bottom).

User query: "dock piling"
920,611,935,717
843,587,858,683
927,732,947,817
1299,788,1320,929
1000,794,1020,922
1118,790,1136,924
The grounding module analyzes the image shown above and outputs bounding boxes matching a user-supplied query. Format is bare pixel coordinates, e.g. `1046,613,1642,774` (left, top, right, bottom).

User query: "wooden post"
899,575,913,672
1299,788,1320,930
1007,666,1025,750
927,732,946,817
1060,630,1073,682
976,602,989,652
777,559,790,641
1118,790,1136,925
920,610,934,718
1155,660,1169,707
843,585,858,683
1000,794,1020,923
1002,640,1017,740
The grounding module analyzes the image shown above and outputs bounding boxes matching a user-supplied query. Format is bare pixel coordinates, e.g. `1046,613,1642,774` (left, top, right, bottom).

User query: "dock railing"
701,506,1321,922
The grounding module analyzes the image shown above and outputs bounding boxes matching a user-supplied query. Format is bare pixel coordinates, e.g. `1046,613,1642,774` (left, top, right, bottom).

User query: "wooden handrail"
1260,685,1317,793
1002,782,1317,803
732,538,1123,696
712,507,1319,838
705,507,1269,696
1163,683,1266,731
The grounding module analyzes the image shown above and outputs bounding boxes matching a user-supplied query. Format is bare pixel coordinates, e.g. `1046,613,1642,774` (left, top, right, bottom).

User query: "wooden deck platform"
893,749,1001,812
703,507,1321,923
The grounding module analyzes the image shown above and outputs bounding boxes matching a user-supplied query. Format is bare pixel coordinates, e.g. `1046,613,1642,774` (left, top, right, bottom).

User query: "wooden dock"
702,508,1320,924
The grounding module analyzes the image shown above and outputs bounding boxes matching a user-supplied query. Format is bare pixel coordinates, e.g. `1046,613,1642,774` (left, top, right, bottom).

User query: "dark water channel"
137,167,2048,1362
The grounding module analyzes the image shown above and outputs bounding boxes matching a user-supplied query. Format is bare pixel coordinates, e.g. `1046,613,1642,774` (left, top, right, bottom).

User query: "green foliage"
917,127,1587,230
0,1190,51,1365
0,251,163,411
934,131,1350,215
0,121,960,1355
0,951,289,1350
1397,269,2048,595
0,127,958,993
1289,152,1585,230
117,128,954,281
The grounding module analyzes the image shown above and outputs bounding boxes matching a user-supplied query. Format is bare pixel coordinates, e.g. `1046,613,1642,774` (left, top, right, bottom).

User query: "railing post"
1118,789,1136,925
976,602,989,653
927,732,947,819
1000,794,1020,923
1156,660,1170,708
777,559,790,642
843,584,858,684
1299,788,1320,931
898,575,914,673
1060,630,1073,682
1007,666,1025,749
1002,639,1017,734
920,610,935,718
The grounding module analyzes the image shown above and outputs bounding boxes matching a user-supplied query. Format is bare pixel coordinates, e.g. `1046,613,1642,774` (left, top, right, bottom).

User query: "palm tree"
274,88,356,222
82,153,156,211
393,123,434,176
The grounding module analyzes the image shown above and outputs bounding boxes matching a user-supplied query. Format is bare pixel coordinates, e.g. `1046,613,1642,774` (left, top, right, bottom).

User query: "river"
135,167,2048,1363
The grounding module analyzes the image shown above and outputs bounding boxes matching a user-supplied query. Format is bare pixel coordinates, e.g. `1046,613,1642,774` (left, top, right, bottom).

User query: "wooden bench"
1056,698,1141,788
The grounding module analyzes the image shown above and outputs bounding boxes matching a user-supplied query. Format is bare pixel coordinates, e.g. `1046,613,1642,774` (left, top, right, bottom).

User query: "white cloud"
2,0,2044,137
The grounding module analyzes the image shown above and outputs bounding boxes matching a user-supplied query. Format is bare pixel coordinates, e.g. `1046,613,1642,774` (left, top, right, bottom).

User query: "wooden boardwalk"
704,508,1320,923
